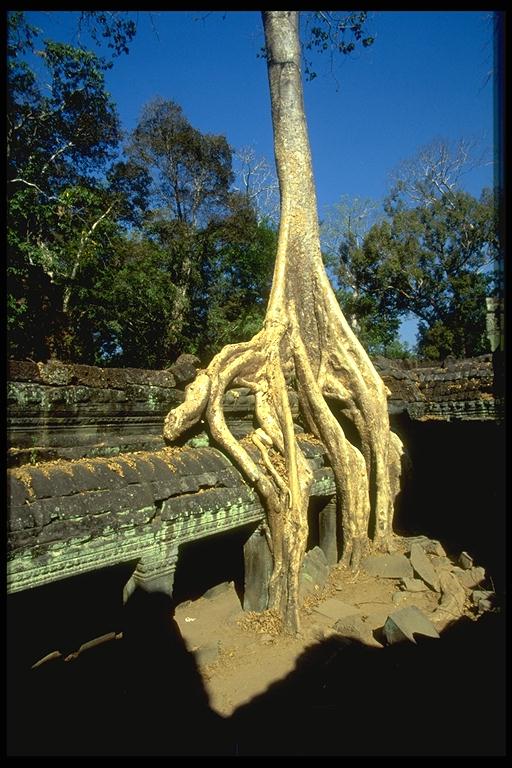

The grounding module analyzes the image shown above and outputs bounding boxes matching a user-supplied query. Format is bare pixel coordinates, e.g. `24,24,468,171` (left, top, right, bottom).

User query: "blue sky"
23,10,497,344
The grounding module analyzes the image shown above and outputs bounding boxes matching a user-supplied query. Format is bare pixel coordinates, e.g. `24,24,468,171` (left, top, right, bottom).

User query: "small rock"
401,577,429,592
400,536,446,557
361,553,413,579
457,566,486,589
472,589,493,605
430,555,454,572
458,551,474,570
333,614,382,647
383,606,440,645
409,542,440,592
472,590,494,613
314,598,361,621
430,570,466,626
202,581,236,600
392,591,407,605
299,546,330,598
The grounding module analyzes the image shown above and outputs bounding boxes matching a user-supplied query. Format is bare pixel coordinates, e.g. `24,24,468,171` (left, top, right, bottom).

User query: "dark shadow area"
230,610,507,756
172,523,254,604
7,586,230,756
391,417,506,593
6,561,137,670
307,498,321,551
7,579,506,755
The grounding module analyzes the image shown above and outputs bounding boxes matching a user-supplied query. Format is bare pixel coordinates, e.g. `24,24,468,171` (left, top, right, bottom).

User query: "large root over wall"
164,11,403,635
164,271,402,635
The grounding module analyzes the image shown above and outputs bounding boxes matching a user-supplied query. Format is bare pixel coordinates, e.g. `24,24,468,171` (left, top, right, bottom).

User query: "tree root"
163,287,403,634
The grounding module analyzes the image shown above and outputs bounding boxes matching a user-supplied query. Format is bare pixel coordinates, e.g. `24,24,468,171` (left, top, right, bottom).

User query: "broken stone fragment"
456,566,486,589
314,598,361,622
168,354,200,388
299,546,330,599
392,591,407,605
430,570,466,627
333,614,383,647
202,581,237,600
383,605,440,645
430,555,454,572
400,535,446,557
401,577,429,592
459,551,474,570
361,553,413,579
409,542,441,592
472,590,494,613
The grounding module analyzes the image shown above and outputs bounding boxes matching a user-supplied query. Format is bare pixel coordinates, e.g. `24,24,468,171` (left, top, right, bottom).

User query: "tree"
350,188,496,359
320,195,405,353
125,98,234,351
200,195,277,357
232,146,279,225
7,11,126,361
387,137,490,211
164,12,399,635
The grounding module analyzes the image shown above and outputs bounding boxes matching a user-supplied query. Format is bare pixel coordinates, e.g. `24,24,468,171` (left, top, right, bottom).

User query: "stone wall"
7,437,333,596
7,354,502,600
7,354,497,468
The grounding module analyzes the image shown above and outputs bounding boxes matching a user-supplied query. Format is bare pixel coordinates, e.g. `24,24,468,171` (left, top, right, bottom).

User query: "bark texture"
164,11,402,634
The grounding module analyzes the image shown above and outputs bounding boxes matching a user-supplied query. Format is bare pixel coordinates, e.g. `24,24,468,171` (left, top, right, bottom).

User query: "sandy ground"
173,541,473,717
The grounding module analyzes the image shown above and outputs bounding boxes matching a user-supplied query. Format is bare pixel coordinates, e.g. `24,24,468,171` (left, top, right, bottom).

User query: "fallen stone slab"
199,581,242,623
400,535,446,557
300,546,330,598
472,590,494,613
430,570,467,627
455,566,486,589
202,581,237,600
383,606,440,644
333,614,383,647
410,542,441,592
430,555,454,572
458,551,474,570
314,598,361,622
401,577,429,592
361,553,413,579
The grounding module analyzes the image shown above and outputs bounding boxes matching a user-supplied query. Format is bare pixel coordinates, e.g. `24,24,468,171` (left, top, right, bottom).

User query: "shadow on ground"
7,581,506,756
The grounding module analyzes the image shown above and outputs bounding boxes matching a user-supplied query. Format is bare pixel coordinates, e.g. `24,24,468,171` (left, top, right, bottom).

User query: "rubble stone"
361,553,413,579
410,542,441,592
401,577,429,592
383,606,440,644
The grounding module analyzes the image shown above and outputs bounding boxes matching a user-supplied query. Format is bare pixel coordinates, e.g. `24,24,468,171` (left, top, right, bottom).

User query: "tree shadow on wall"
7,587,230,756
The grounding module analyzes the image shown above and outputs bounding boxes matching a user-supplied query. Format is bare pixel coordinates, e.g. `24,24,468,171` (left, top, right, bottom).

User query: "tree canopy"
7,12,496,369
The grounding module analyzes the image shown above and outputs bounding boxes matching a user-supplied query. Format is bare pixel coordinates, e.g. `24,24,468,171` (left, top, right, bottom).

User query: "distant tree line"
7,12,499,367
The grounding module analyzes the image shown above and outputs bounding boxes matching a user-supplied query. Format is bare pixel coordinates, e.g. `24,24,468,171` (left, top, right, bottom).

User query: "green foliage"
6,12,140,362
347,189,497,359
301,11,375,81
127,98,233,227
90,236,183,368
200,196,277,358
77,11,136,59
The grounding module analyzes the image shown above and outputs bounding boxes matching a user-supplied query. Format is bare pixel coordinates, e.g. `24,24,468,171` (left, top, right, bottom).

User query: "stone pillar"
123,545,179,603
319,497,338,565
243,524,273,611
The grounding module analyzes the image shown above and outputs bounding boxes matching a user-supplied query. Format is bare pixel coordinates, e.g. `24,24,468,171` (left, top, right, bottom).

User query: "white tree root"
163,282,403,635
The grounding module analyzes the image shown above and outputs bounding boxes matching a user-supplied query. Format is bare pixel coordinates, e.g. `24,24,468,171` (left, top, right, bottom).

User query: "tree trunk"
164,10,400,634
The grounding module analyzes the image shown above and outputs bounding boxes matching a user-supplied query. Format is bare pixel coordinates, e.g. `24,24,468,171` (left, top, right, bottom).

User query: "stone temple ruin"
6,351,506,757
7,353,504,630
